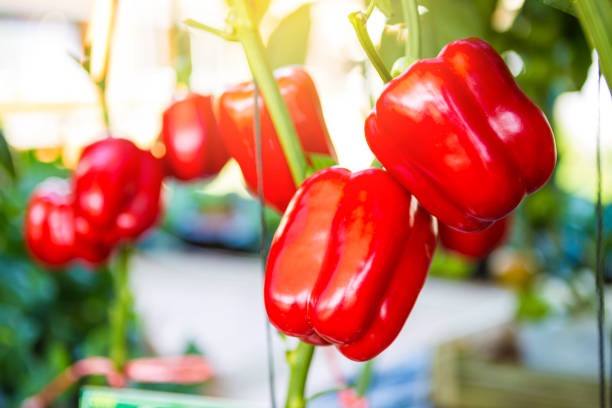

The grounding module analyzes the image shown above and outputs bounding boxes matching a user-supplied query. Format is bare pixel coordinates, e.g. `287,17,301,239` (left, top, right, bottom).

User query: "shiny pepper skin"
439,216,510,260
218,66,336,213
73,138,164,247
161,93,229,181
366,38,556,232
24,178,110,267
264,167,437,361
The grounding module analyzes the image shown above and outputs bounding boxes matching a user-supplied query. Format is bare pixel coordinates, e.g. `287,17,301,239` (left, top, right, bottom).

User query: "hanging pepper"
264,167,437,361
24,178,111,267
161,93,229,181
218,66,336,213
73,138,164,247
366,38,556,232
439,216,510,260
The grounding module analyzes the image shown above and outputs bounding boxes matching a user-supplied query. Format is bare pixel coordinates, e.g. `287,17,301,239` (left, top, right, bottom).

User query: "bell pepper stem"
285,342,315,408
574,0,612,90
109,245,132,370
351,0,421,84
226,0,309,187
355,359,374,397
348,11,392,84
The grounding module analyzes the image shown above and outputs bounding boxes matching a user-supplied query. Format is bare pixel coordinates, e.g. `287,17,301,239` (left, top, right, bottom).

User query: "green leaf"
265,3,312,70
0,130,16,182
378,0,486,71
375,0,393,18
540,0,576,16
308,153,337,173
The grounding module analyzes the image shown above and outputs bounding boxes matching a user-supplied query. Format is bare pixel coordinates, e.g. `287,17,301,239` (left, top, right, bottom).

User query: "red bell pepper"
218,66,336,213
439,216,510,260
73,138,164,247
264,167,437,361
161,93,229,181
366,38,556,232
24,178,110,267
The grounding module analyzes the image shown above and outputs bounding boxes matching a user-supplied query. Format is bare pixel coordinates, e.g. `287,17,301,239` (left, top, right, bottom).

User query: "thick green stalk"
355,359,374,397
401,0,420,61
285,342,315,408
349,11,392,83
574,0,612,89
228,0,308,186
109,246,132,370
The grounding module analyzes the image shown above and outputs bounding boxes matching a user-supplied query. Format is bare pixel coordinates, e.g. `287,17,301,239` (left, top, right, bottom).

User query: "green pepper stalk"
186,2,315,406
350,0,421,84
109,245,132,369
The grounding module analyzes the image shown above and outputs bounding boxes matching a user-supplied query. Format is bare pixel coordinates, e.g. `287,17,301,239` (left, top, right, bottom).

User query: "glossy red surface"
161,93,229,181
439,216,510,260
264,167,437,361
366,38,556,232
218,66,336,213
73,138,164,247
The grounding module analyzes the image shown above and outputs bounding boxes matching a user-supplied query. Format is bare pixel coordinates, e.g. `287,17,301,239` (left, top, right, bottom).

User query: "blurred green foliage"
0,151,204,407
378,0,590,114
0,150,112,407
266,3,312,70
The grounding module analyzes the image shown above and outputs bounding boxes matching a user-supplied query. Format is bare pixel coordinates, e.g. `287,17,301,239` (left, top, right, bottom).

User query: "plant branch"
184,18,238,41
109,245,132,370
349,10,392,83
285,342,315,408
401,0,420,61
226,0,309,186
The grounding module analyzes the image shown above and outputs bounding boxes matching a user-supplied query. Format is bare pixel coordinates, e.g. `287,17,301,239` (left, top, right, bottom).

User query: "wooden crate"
431,325,599,408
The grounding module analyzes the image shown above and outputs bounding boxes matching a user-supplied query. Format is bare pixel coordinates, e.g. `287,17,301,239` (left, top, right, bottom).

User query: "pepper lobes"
366,38,556,232
218,66,336,213
73,138,164,247
264,167,437,361
161,93,229,181
24,178,111,267
439,216,510,260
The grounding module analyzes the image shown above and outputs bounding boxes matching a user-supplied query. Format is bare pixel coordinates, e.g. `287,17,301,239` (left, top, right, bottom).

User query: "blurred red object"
24,178,110,267
439,216,511,260
218,66,336,212
161,94,229,181
338,389,369,408
22,355,213,408
124,355,213,384
73,137,164,247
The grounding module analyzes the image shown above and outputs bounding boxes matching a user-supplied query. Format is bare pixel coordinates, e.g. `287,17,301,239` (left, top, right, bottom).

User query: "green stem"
227,0,308,187
574,0,612,90
401,0,420,61
355,359,374,397
285,342,315,408
96,81,110,129
184,18,238,41
109,245,132,370
349,11,392,84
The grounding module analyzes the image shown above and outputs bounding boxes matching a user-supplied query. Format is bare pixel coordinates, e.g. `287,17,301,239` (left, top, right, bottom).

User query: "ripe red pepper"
366,38,556,232
439,216,510,260
264,167,437,361
218,66,336,213
24,178,110,267
161,93,229,181
73,138,164,247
